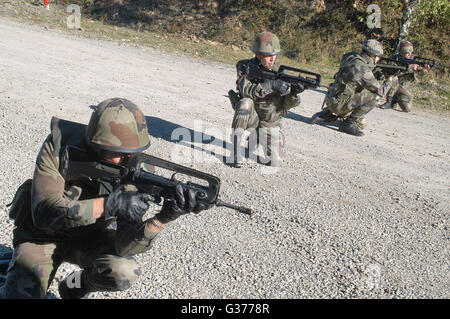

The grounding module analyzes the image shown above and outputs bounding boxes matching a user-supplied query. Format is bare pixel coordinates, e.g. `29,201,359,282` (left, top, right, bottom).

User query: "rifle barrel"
215,199,252,215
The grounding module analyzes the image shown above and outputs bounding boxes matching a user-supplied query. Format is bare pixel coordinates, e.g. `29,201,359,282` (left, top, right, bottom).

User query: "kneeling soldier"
311,39,394,136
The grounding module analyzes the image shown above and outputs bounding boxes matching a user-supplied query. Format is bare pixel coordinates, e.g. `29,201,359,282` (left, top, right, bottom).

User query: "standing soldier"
1,98,210,299
228,32,303,167
378,40,431,112
311,39,395,137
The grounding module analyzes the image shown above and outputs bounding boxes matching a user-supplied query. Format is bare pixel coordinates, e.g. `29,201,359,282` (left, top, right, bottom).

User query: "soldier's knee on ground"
89,255,140,292
399,102,411,112
398,96,412,112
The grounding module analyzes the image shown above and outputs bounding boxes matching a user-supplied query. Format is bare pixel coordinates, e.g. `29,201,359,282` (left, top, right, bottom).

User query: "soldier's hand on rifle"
261,79,291,96
290,83,305,95
409,64,420,71
374,70,385,81
154,184,207,223
105,187,153,224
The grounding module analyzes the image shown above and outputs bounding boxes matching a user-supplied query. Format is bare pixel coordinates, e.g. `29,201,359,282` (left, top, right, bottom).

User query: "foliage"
414,0,450,28
54,0,450,77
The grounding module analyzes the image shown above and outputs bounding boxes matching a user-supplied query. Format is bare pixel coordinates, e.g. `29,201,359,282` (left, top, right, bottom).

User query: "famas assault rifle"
374,57,409,78
375,54,440,79
243,63,328,91
61,146,252,216
387,55,438,69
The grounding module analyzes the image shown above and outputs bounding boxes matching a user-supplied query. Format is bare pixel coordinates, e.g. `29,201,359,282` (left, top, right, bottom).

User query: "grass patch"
1,0,448,113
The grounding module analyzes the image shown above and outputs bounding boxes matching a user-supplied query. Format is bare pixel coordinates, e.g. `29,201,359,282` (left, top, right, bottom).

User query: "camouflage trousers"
386,77,412,112
2,230,141,299
325,90,378,119
231,98,284,166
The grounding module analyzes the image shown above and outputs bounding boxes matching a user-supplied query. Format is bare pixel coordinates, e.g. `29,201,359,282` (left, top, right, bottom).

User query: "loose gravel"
0,17,449,299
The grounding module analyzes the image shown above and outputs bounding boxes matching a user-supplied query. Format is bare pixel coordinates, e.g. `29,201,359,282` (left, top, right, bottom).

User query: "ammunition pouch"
7,179,33,228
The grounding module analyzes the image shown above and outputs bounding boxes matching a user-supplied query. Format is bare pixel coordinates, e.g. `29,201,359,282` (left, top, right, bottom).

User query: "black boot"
339,117,364,137
378,97,393,109
310,108,339,124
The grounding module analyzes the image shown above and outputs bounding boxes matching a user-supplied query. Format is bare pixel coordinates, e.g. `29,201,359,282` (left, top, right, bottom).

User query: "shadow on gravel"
0,245,13,262
285,111,341,132
87,104,256,165
0,245,13,290
285,111,311,124
145,116,247,165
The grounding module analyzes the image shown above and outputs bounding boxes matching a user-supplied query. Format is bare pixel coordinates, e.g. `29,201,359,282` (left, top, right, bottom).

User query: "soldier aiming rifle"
310,39,397,137
1,98,250,299
378,40,433,112
228,32,324,167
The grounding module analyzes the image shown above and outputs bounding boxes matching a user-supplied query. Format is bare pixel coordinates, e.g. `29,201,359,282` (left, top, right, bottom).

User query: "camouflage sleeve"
31,134,97,231
360,69,392,97
115,220,161,256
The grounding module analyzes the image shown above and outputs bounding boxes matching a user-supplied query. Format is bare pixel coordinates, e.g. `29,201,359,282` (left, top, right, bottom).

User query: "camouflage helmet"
251,32,281,56
399,40,414,55
86,98,150,153
362,39,384,57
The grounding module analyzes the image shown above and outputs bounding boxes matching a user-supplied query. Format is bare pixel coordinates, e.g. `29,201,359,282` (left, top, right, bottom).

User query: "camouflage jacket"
330,52,392,100
236,57,300,125
14,117,159,256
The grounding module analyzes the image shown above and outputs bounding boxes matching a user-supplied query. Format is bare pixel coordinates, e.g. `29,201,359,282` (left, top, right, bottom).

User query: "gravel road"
0,18,448,299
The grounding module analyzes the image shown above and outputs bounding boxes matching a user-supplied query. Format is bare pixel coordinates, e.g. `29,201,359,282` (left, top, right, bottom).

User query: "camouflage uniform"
380,41,429,112
2,98,158,299
230,32,301,166
312,40,393,136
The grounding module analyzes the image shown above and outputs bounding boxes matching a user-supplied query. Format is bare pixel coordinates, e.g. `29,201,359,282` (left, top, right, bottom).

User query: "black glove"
154,184,208,224
374,70,385,81
105,188,153,224
290,83,305,95
261,79,291,96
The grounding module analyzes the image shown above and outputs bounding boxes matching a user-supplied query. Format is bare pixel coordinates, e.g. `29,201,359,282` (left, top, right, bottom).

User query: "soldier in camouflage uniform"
378,40,431,112
311,40,395,136
2,98,208,299
228,32,303,167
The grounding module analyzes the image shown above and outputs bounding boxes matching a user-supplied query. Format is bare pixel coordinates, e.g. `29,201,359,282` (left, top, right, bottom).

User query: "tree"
396,0,421,53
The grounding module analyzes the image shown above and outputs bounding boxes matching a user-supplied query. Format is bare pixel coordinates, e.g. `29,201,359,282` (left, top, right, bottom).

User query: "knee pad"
92,255,141,291
398,96,412,112
236,98,254,113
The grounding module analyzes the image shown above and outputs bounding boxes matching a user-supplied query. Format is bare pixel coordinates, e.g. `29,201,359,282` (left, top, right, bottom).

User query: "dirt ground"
0,18,448,299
